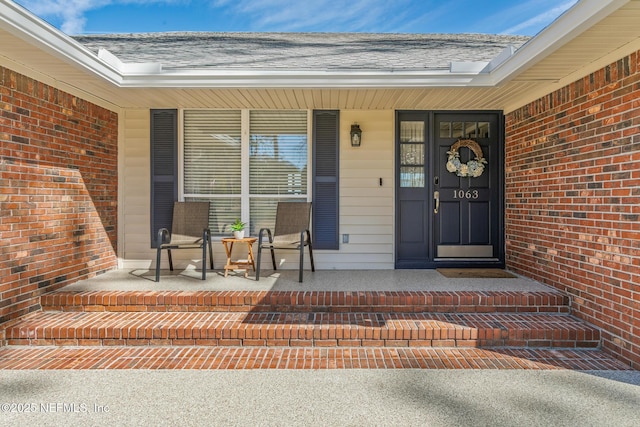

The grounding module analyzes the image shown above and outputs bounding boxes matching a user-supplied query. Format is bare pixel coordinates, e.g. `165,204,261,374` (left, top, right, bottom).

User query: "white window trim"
241,109,250,225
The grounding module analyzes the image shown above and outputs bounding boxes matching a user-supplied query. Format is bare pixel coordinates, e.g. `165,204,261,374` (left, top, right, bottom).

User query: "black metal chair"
156,201,214,282
256,202,315,283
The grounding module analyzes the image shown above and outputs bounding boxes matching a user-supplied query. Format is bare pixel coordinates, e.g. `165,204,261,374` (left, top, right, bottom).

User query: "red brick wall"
0,66,118,323
505,51,640,369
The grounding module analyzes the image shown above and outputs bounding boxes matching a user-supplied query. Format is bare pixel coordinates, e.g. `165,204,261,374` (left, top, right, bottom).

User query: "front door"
395,111,504,268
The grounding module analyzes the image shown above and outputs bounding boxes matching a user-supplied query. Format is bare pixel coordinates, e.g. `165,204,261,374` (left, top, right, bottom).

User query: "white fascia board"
487,0,631,85
0,1,122,84
118,70,485,88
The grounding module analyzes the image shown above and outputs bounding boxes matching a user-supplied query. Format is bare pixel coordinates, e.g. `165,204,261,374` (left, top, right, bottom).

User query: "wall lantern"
350,123,362,147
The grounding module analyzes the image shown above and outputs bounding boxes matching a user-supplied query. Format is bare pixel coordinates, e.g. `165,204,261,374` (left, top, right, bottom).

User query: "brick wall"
505,52,640,369
0,66,118,323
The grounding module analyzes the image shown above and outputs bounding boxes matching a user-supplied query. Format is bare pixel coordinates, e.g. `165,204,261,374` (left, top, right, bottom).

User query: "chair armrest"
302,229,312,245
157,228,170,247
258,228,273,247
202,228,211,244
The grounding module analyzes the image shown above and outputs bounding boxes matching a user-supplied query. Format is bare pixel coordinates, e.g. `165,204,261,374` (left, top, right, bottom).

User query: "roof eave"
0,2,501,89
0,1,121,84
488,0,631,85
1,0,632,92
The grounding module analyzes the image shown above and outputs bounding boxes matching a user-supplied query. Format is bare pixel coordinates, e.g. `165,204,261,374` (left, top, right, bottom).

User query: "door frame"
394,110,505,269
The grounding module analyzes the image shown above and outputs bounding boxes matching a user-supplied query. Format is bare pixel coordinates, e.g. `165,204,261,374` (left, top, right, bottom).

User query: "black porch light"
350,123,362,147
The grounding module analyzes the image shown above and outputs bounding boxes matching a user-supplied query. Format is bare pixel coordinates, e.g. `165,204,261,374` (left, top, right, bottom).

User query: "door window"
399,121,425,188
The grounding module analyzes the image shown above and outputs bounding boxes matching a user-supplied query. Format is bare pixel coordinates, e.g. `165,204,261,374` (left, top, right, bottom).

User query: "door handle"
434,191,440,214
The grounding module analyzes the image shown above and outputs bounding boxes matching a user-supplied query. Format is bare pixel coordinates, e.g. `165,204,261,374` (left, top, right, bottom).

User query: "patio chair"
256,202,315,283
155,201,214,282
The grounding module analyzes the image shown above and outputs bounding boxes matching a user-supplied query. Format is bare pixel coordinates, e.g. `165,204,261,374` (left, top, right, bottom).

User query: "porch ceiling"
1,0,639,112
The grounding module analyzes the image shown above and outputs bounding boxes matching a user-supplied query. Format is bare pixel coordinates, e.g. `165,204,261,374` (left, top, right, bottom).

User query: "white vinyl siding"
121,109,154,263
334,110,394,269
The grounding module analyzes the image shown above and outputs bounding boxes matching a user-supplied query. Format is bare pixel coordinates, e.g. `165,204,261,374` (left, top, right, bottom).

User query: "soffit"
513,1,640,82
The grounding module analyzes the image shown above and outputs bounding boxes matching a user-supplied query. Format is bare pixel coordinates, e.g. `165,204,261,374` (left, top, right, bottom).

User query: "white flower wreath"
446,139,488,178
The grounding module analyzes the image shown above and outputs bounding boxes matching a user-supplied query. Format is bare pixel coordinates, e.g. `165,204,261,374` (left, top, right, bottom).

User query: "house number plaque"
452,189,479,199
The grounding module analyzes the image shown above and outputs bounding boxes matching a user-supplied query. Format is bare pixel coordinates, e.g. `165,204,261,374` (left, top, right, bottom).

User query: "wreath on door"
446,139,487,178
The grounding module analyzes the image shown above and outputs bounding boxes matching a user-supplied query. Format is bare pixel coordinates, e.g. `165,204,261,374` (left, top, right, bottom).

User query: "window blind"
183,110,242,236
249,110,308,233
249,110,308,195
181,109,308,236
184,110,242,196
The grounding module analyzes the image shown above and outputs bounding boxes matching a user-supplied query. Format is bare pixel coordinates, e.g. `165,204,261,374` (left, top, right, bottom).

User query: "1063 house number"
453,189,479,199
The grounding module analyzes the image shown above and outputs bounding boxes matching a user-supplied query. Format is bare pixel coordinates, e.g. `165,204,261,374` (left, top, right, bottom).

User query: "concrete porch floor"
62,268,554,293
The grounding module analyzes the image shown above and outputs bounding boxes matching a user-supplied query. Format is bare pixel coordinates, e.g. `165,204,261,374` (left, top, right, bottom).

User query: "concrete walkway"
1,369,639,426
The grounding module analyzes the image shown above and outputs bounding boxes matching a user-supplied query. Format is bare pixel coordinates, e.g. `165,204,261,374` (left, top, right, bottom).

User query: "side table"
221,237,257,278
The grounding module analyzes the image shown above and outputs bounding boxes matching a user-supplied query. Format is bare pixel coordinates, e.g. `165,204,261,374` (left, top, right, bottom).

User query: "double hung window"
183,110,308,236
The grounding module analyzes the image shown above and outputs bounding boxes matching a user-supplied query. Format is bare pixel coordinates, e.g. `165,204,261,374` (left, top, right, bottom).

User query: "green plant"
229,219,246,232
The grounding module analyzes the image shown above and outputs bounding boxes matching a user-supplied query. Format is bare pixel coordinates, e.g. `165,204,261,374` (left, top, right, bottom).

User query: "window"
183,110,308,236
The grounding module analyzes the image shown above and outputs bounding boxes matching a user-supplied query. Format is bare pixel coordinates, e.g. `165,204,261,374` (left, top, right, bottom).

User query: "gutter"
116,68,487,88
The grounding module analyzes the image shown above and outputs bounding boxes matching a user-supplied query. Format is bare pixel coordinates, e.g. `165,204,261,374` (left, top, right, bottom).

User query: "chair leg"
168,250,173,271
256,246,262,281
256,230,267,281
208,240,214,270
298,244,304,283
201,242,207,280
263,229,276,270
307,231,315,272
155,247,162,282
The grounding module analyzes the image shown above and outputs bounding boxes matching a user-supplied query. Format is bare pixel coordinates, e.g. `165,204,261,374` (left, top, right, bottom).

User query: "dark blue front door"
395,111,504,268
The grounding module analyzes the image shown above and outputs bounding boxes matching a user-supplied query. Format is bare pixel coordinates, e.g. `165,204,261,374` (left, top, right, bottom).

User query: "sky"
14,0,579,36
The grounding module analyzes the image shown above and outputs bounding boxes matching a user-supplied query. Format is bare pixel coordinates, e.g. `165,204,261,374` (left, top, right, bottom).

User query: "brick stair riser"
6,312,600,349
40,291,570,314
5,338,602,348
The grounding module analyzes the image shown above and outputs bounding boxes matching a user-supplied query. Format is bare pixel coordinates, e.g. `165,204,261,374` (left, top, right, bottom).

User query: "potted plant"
229,219,246,239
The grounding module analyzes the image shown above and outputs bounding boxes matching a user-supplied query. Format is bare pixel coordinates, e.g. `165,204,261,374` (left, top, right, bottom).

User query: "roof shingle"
73,32,530,71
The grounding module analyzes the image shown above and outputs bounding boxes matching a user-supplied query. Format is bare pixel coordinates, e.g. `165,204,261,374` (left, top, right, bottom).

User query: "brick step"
6,311,599,349
41,290,570,314
0,346,629,371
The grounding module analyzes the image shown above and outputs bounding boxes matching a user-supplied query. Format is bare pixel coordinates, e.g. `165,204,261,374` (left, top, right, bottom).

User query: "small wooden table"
221,237,257,278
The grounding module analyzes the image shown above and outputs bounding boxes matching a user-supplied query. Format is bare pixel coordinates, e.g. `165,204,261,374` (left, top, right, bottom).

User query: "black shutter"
150,109,178,247
312,110,339,250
